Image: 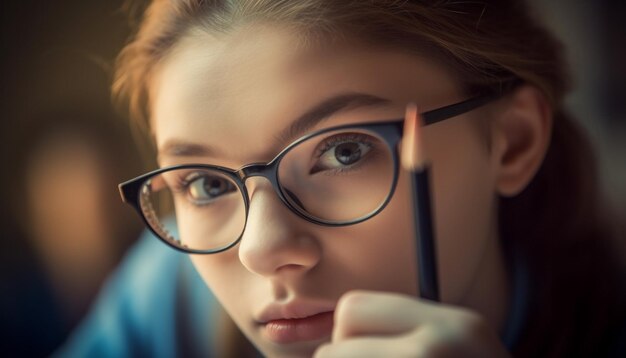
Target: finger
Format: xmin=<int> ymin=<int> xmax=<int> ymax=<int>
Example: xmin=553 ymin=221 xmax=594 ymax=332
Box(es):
xmin=314 ymin=335 xmax=421 ymax=358
xmin=332 ymin=290 xmax=442 ymax=341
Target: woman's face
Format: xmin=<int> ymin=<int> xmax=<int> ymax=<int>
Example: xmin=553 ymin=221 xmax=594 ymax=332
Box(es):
xmin=152 ymin=24 xmax=502 ymax=357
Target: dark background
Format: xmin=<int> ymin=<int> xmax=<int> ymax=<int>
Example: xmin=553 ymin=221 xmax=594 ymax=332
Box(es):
xmin=1 ymin=0 xmax=624 ymax=356
xmin=0 ymin=1 xmax=144 ymax=356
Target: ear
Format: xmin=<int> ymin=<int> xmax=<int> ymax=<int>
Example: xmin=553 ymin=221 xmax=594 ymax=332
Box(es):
xmin=490 ymin=85 xmax=553 ymax=197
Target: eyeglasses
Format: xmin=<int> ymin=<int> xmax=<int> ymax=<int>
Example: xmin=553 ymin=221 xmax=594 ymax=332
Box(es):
xmin=119 ymin=93 xmax=499 ymax=254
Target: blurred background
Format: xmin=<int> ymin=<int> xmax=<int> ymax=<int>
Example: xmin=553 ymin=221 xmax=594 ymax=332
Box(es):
xmin=0 ymin=0 xmax=624 ymax=356
xmin=0 ymin=1 xmax=145 ymax=356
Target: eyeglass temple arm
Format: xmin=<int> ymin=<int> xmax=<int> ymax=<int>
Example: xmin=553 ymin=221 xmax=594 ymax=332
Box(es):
xmin=421 ymin=92 xmax=501 ymax=126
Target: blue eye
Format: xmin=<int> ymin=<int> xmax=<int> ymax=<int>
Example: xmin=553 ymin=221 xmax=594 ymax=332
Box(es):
xmin=180 ymin=173 xmax=237 ymax=205
xmin=310 ymin=133 xmax=374 ymax=174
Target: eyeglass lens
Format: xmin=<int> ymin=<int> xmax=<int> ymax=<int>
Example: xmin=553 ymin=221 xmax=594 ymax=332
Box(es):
xmin=138 ymin=127 xmax=395 ymax=252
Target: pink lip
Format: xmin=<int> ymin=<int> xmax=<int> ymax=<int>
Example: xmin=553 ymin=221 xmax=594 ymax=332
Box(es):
xmin=256 ymin=300 xmax=336 ymax=344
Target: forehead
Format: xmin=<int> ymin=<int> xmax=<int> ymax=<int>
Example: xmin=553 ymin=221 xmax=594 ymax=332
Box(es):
xmin=151 ymin=23 xmax=460 ymax=165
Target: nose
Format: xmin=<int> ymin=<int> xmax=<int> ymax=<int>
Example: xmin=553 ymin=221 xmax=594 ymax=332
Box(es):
xmin=238 ymin=178 xmax=322 ymax=278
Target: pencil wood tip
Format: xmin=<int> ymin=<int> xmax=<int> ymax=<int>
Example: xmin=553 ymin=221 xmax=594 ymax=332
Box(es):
xmin=402 ymin=103 xmax=426 ymax=170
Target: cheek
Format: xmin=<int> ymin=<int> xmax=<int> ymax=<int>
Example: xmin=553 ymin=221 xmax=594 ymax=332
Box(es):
xmin=427 ymin=122 xmax=496 ymax=302
xmin=343 ymin=119 xmax=496 ymax=303
xmin=189 ymin=251 xmax=253 ymax=327
xmin=323 ymin=182 xmax=418 ymax=295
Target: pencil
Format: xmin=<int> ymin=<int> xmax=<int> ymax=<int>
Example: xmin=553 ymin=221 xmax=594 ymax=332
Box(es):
xmin=401 ymin=103 xmax=440 ymax=302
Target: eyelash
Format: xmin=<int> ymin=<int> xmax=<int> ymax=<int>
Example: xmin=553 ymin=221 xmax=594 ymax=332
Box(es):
xmin=172 ymin=172 xmax=198 ymax=195
xmin=314 ymin=133 xmax=374 ymax=159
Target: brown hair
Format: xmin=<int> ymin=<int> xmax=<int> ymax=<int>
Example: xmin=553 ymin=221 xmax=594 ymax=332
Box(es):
xmin=114 ymin=1 xmax=625 ymax=356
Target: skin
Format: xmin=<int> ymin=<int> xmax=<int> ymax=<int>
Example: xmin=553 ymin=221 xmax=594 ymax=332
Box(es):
xmin=150 ymin=22 xmax=551 ymax=357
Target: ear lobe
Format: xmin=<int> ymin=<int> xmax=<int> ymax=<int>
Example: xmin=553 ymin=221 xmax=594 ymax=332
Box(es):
xmin=491 ymin=85 xmax=553 ymax=197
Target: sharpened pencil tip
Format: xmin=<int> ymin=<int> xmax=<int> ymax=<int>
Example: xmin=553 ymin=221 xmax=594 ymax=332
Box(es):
xmin=401 ymin=103 xmax=426 ymax=171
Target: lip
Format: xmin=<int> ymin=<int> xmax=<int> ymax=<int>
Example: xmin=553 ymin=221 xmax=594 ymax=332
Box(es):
xmin=256 ymin=300 xmax=336 ymax=344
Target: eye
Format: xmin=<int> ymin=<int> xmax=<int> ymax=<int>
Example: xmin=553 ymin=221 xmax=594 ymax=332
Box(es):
xmin=183 ymin=173 xmax=237 ymax=205
xmin=310 ymin=134 xmax=374 ymax=174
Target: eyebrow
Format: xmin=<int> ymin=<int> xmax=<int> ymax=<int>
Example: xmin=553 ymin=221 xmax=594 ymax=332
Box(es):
xmin=274 ymin=92 xmax=391 ymax=145
xmin=159 ymin=92 xmax=391 ymax=159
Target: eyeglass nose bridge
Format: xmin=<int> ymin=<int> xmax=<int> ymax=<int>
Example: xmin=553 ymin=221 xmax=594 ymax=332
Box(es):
xmin=237 ymin=161 xmax=278 ymax=181
xmin=236 ymin=161 xmax=283 ymax=197
xmin=237 ymin=161 xmax=311 ymax=221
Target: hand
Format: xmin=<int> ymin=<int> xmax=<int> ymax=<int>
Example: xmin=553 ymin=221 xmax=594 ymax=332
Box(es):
xmin=313 ymin=290 xmax=511 ymax=358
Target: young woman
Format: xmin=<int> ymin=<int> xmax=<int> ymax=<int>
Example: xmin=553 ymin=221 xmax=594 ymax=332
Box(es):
xmin=59 ymin=1 xmax=625 ymax=357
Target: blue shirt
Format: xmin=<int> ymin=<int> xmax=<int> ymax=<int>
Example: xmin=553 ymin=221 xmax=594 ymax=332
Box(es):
xmin=55 ymin=233 xmax=216 ymax=357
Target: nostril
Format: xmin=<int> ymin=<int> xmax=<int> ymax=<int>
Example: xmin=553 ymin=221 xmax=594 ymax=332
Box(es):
xmin=276 ymin=263 xmax=306 ymax=273
xmin=239 ymin=229 xmax=322 ymax=276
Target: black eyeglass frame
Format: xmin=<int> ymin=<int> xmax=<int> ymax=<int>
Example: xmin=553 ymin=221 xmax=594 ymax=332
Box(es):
xmin=119 ymin=92 xmax=500 ymax=254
